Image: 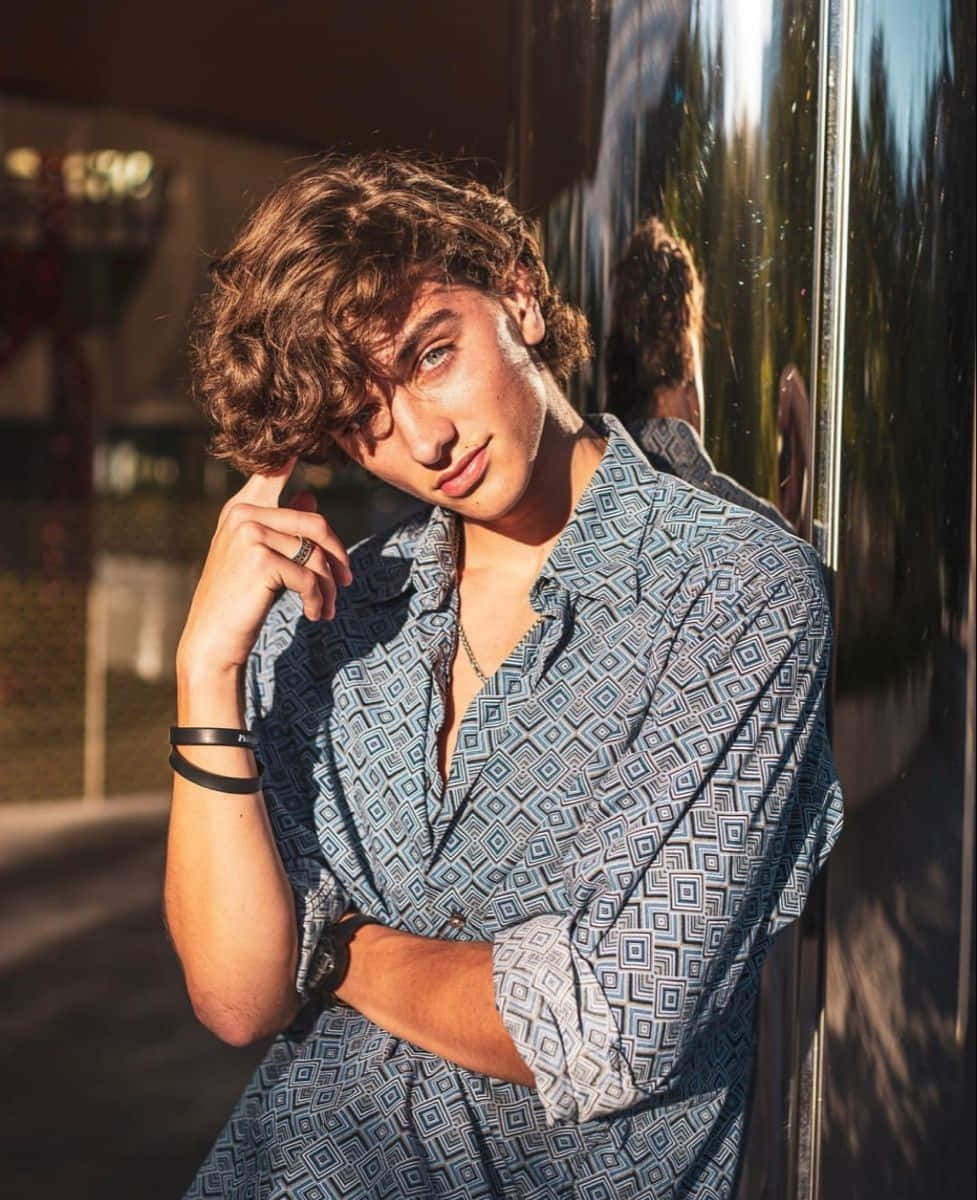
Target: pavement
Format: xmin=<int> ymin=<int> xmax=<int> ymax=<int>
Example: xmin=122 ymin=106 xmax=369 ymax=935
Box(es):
xmin=0 ymin=795 xmax=266 ymax=1199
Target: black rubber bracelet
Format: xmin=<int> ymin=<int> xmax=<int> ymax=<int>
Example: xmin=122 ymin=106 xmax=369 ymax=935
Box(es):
xmin=169 ymin=746 xmax=263 ymax=794
xmin=169 ymin=726 xmax=258 ymax=751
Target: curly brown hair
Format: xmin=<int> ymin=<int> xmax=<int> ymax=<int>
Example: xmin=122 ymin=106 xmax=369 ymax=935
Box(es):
xmin=192 ymin=152 xmax=592 ymax=474
xmin=604 ymin=216 xmax=704 ymax=422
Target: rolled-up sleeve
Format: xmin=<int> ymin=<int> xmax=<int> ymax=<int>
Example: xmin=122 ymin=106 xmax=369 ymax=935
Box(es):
xmin=246 ymin=599 xmax=349 ymax=996
xmin=493 ymin=544 xmax=843 ymax=1125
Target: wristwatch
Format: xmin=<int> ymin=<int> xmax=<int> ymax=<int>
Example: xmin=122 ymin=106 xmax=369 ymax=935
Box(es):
xmin=308 ymin=913 xmax=383 ymax=1000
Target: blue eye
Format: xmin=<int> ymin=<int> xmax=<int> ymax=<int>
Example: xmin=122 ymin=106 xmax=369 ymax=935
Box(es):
xmin=420 ymin=344 xmax=451 ymax=371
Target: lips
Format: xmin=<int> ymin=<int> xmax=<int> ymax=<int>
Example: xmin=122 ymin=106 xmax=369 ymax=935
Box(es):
xmin=436 ymin=441 xmax=490 ymax=498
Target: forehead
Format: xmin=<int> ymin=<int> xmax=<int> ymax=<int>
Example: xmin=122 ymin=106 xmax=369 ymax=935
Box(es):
xmin=369 ymin=280 xmax=488 ymax=361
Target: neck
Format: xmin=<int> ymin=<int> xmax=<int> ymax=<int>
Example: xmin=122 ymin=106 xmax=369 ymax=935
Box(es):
xmin=651 ymin=377 xmax=702 ymax=437
xmin=460 ymin=399 xmax=606 ymax=579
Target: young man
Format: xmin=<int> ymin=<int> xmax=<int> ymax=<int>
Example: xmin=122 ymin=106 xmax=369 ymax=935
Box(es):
xmin=166 ymin=154 xmax=842 ymax=1199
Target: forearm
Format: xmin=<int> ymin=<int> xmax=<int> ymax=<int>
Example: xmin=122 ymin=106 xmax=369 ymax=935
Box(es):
xmin=335 ymin=925 xmax=535 ymax=1087
xmin=164 ymin=662 xmax=299 ymax=1044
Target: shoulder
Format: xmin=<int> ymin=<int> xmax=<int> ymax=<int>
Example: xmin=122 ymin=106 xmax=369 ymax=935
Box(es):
xmin=636 ymin=471 xmax=828 ymax=638
xmin=581 ymin=415 xmax=826 ymax=634
xmin=628 ymin=415 xmax=793 ymax=532
xmin=596 ymin=412 xmax=815 ymax=587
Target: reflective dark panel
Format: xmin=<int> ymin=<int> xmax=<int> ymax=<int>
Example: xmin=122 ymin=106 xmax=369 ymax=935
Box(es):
xmin=523 ymin=0 xmax=821 ymax=532
xmin=515 ymin=2 xmax=976 ymax=1196
xmin=820 ymin=0 xmax=976 ymax=1194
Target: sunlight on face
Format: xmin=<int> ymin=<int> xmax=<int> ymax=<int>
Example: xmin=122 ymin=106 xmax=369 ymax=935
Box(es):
xmin=336 ymin=280 xmax=551 ymax=524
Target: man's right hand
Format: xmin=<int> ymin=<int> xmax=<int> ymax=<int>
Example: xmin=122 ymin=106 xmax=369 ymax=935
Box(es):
xmin=176 ymin=459 xmax=353 ymax=680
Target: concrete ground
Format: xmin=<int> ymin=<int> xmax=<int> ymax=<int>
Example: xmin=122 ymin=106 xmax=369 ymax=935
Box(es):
xmin=0 ymin=796 xmax=266 ymax=1200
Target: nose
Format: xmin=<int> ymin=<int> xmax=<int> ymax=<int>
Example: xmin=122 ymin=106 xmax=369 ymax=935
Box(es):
xmin=392 ymin=389 xmax=457 ymax=467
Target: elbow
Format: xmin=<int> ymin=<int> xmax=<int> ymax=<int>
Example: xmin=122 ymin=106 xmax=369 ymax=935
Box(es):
xmin=165 ymin=916 xmax=302 ymax=1046
xmin=209 ymin=1019 xmax=270 ymax=1049
xmin=188 ymin=985 xmax=299 ymax=1047
xmin=191 ymin=999 xmax=292 ymax=1047
xmin=195 ymin=1006 xmax=260 ymax=1047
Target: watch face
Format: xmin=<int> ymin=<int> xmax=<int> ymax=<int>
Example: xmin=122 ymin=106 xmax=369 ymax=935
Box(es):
xmin=310 ymin=938 xmax=337 ymax=990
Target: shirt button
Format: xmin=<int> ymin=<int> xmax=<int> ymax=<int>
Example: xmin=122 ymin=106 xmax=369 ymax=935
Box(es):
xmin=447 ymin=911 xmax=466 ymax=930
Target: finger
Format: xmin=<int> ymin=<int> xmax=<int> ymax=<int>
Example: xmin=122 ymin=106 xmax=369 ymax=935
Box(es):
xmin=240 ymin=457 xmax=300 ymax=508
xmin=217 ymin=457 xmax=299 ymax=533
xmin=275 ymin=557 xmax=330 ymax=622
xmin=263 ymin=529 xmax=339 ymax=616
xmin=323 ymin=549 xmax=350 ymax=596
xmin=228 ymin=505 xmax=352 ymax=583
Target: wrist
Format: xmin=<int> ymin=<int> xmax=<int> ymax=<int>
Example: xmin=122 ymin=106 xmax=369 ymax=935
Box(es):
xmin=333 ymin=924 xmax=405 ymax=1007
xmin=176 ymin=638 xmax=243 ymax=684
xmin=176 ymin=659 xmax=246 ymax=726
xmin=311 ymin=915 xmax=387 ymax=1002
xmin=176 ymin=630 xmax=248 ymax=682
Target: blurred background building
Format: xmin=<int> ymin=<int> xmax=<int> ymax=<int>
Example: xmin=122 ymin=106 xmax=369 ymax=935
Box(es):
xmin=1 ymin=2 xmax=973 ymax=1198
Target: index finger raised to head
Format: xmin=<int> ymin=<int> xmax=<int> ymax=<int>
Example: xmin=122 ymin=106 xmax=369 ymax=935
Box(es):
xmin=216 ymin=457 xmax=299 ymax=532
xmin=232 ymin=457 xmax=300 ymax=509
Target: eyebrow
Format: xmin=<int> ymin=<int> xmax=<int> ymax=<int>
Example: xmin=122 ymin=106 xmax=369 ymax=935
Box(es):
xmin=393 ymin=308 xmax=460 ymax=371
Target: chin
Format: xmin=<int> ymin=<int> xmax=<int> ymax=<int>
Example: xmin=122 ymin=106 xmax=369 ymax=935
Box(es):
xmin=461 ymin=472 xmax=531 ymax=522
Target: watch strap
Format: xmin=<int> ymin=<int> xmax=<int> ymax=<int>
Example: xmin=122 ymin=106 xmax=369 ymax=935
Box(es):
xmin=315 ymin=914 xmax=383 ymax=999
xmin=333 ymin=913 xmax=383 ymax=949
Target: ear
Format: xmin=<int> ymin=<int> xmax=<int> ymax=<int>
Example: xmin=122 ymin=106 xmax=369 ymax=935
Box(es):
xmin=503 ymin=264 xmax=546 ymax=347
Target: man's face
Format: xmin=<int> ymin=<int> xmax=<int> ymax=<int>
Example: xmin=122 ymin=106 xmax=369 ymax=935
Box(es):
xmin=337 ymin=278 xmax=550 ymax=523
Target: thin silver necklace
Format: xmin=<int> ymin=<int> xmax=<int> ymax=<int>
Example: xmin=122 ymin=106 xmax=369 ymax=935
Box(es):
xmin=455 ymin=522 xmax=543 ymax=685
xmin=455 ymin=519 xmax=490 ymax=682
xmin=457 ymin=621 xmax=490 ymax=684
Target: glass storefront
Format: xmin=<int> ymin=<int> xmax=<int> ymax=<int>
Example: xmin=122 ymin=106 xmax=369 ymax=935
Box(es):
xmin=0 ymin=101 xmax=420 ymax=803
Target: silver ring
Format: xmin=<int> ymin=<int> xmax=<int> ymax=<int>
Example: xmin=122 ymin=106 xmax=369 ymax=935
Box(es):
xmin=290 ymin=535 xmax=315 ymax=566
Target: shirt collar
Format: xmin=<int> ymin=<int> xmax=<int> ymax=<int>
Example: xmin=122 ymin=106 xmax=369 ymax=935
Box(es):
xmin=407 ymin=501 xmax=460 ymax=613
xmin=532 ymin=412 xmax=652 ymax=608
xmin=372 ymin=412 xmax=659 ymax=610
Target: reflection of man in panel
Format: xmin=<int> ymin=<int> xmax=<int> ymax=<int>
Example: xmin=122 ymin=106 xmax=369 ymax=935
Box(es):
xmin=167 ymin=155 xmax=842 ymax=1199
xmin=606 ymin=216 xmax=794 ymax=532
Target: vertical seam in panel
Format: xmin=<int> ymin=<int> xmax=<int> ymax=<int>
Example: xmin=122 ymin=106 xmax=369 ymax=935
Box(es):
xmin=633 ymin=0 xmax=643 ymax=226
xmin=814 ymin=0 xmax=857 ymax=576
xmin=808 ymin=0 xmax=830 ymax=546
xmin=825 ymin=0 xmax=856 ymax=575
xmin=956 ymin=363 xmax=976 ymax=1046
xmin=802 ymin=5 xmax=858 ymax=1200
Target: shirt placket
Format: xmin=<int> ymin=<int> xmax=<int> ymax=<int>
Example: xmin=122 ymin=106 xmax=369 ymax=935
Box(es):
xmin=424 ymin=580 xmax=575 ymax=922
xmin=420 ymin=589 xmax=460 ymax=850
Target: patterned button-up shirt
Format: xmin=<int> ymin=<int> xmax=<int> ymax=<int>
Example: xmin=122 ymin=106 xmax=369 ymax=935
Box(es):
xmin=186 ymin=414 xmax=842 ymax=1200
xmin=627 ymin=416 xmax=792 ymax=532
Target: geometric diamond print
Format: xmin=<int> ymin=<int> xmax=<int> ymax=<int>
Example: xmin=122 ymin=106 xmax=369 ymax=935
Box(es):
xmin=185 ymin=414 xmax=843 ymax=1200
